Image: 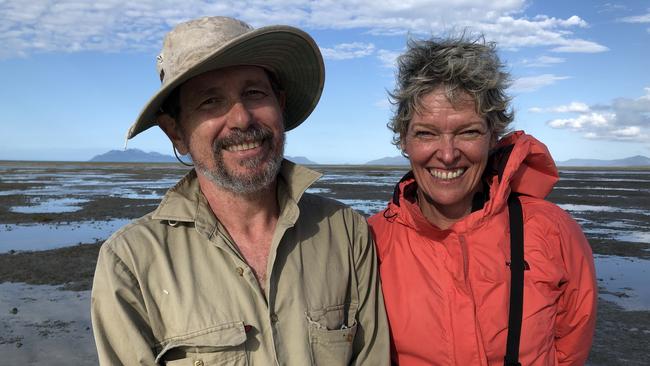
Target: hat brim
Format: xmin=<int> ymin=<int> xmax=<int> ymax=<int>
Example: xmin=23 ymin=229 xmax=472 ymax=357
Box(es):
xmin=127 ymin=25 xmax=324 ymax=139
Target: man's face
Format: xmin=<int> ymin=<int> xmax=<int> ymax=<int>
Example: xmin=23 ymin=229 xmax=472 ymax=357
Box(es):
xmin=171 ymin=65 xmax=286 ymax=194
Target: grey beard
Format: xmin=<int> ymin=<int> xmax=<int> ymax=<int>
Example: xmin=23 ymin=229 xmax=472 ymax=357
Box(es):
xmin=197 ymin=133 xmax=285 ymax=194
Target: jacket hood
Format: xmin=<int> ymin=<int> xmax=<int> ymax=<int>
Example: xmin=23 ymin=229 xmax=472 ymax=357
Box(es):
xmin=386 ymin=131 xmax=559 ymax=229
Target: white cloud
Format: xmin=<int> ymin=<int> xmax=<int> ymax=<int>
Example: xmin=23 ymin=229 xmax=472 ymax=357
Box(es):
xmin=620 ymin=12 xmax=650 ymax=23
xmin=611 ymin=126 xmax=642 ymax=137
xmin=511 ymin=74 xmax=570 ymax=93
xmin=0 ymin=0 xmax=609 ymax=59
xmin=521 ymin=55 xmax=565 ymax=67
xmin=548 ymin=112 xmax=612 ymax=129
xmin=529 ymin=102 xmax=590 ymax=113
xmin=469 ymin=15 xmax=607 ymax=53
xmin=551 ymin=39 xmax=609 ymax=53
xmin=598 ymin=3 xmax=629 ymax=14
xmin=377 ymin=49 xmax=401 ymax=68
xmin=320 ymin=42 xmax=375 ymax=60
xmin=545 ymin=87 xmax=650 ymax=142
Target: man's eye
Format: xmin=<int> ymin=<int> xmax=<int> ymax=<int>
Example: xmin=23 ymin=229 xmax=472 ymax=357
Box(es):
xmin=244 ymin=89 xmax=268 ymax=99
xmin=199 ymin=97 xmax=222 ymax=107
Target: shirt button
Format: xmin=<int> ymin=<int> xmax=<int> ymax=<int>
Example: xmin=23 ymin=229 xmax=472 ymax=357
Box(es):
xmin=236 ymin=267 xmax=244 ymax=276
xmin=270 ymin=313 xmax=279 ymax=323
xmin=194 ymin=360 xmax=204 ymax=366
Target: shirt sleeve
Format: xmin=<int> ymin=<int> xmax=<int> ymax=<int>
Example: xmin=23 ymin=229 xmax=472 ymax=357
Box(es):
xmin=349 ymin=211 xmax=391 ymax=366
xmin=91 ymin=241 xmax=157 ymax=365
xmin=553 ymin=212 xmax=598 ymax=366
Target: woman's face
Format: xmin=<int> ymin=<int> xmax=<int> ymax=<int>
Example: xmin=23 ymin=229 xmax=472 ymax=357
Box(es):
xmin=403 ymin=88 xmax=494 ymax=222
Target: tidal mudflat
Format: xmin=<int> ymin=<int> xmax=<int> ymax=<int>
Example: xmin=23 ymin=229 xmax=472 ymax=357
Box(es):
xmin=1 ymin=161 xmax=649 ymax=364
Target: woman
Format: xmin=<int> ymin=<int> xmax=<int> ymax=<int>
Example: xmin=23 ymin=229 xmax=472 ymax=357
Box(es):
xmin=368 ymin=36 xmax=597 ymax=366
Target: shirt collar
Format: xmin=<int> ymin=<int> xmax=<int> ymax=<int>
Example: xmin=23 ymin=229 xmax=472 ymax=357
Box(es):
xmin=151 ymin=159 xmax=322 ymax=224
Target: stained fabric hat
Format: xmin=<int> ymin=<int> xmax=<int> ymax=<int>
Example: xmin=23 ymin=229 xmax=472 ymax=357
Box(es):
xmin=126 ymin=16 xmax=325 ymax=139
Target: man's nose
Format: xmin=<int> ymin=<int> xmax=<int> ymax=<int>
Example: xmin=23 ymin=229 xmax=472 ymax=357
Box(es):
xmin=225 ymin=101 xmax=253 ymax=129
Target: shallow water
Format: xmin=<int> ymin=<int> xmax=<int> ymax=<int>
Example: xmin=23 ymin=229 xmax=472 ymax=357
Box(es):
xmin=0 ymin=219 xmax=131 ymax=253
xmin=595 ymin=255 xmax=650 ymax=311
xmin=338 ymin=199 xmax=388 ymax=216
xmin=0 ymin=283 xmax=96 ymax=366
xmin=10 ymin=198 xmax=90 ymax=214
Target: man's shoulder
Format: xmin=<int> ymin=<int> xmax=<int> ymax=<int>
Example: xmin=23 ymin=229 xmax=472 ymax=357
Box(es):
xmin=101 ymin=212 xmax=164 ymax=252
xmin=299 ymin=193 xmax=360 ymax=215
xmin=297 ymin=193 xmax=369 ymax=228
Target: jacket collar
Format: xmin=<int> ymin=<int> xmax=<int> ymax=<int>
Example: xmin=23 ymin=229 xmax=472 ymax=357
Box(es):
xmin=385 ymin=131 xmax=559 ymax=232
xmin=151 ymin=159 xmax=322 ymax=224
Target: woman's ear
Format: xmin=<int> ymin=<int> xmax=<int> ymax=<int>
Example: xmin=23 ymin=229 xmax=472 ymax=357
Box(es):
xmin=158 ymin=115 xmax=189 ymax=155
xmin=400 ymin=133 xmax=408 ymax=155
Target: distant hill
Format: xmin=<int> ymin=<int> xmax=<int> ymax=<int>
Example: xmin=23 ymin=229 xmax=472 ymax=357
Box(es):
xmin=286 ymin=156 xmax=318 ymax=165
xmin=89 ymin=149 xmax=176 ymax=163
xmin=556 ymin=155 xmax=650 ymax=167
xmin=90 ymin=150 xmax=320 ymax=165
xmin=364 ymin=155 xmax=650 ymax=167
xmin=365 ymin=155 xmax=409 ymax=166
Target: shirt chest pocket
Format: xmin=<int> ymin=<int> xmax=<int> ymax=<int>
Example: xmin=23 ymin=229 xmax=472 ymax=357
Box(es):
xmin=307 ymin=303 xmax=358 ymax=365
xmin=155 ymin=321 xmax=248 ymax=366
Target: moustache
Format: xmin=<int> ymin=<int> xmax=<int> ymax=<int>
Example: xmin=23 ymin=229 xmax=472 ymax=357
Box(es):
xmin=213 ymin=126 xmax=273 ymax=151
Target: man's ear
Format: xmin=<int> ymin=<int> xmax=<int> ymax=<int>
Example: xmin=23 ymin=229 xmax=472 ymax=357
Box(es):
xmin=158 ymin=114 xmax=189 ymax=155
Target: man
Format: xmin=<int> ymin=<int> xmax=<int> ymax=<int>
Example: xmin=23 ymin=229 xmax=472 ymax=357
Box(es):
xmin=91 ymin=16 xmax=389 ymax=365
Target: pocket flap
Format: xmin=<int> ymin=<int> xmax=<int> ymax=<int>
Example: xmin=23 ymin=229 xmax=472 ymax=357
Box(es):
xmin=155 ymin=321 xmax=247 ymax=364
xmin=309 ymin=320 xmax=357 ymax=344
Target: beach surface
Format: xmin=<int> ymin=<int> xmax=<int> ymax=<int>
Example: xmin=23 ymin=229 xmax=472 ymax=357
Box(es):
xmin=1 ymin=162 xmax=649 ymax=364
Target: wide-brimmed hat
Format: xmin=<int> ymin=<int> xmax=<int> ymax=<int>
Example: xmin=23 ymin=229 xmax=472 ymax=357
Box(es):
xmin=126 ymin=16 xmax=325 ymax=139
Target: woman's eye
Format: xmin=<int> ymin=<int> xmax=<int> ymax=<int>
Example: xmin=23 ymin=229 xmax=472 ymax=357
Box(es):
xmin=461 ymin=129 xmax=482 ymax=137
xmin=414 ymin=130 xmax=435 ymax=138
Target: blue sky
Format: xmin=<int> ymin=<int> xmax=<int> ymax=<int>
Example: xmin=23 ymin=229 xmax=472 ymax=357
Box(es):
xmin=1 ymin=0 xmax=649 ymax=164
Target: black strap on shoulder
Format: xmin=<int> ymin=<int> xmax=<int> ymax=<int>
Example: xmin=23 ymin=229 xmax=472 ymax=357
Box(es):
xmin=504 ymin=193 xmax=524 ymax=366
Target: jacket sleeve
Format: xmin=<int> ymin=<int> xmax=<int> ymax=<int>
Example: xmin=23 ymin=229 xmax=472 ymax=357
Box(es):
xmin=91 ymin=241 xmax=157 ymax=365
xmin=553 ymin=212 xmax=597 ymax=366
xmin=350 ymin=211 xmax=391 ymax=366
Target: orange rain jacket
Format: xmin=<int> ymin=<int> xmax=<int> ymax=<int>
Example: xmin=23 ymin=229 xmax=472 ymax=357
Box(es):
xmin=368 ymin=131 xmax=597 ymax=366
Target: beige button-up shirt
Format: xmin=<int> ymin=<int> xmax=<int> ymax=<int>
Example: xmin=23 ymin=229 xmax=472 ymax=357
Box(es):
xmin=91 ymin=161 xmax=389 ymax=365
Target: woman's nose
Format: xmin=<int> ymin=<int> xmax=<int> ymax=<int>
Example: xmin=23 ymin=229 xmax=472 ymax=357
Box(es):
xmin=436 ymin=135 xmax=460 ymax=164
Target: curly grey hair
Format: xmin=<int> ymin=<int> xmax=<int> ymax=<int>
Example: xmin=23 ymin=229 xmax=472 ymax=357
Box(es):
xmin=388 ymin=35 xmax=514 ymax=148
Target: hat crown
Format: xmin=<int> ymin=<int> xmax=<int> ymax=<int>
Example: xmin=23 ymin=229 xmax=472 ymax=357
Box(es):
xmin=157 ymin=17 xmax=254 ymax=84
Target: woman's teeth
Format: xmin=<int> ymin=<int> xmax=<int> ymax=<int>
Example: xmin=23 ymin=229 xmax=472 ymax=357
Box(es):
xmin=226 ymin=141 xmax=262 ymax=152
xmin=429 ymin=168 xmax=465 ymax=180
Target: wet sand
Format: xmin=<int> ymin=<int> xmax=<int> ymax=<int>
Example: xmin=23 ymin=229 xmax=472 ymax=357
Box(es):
xmin=1 ymin=242 xmax=649 ymax=364
xmin=1 ymin=162 xmax=649 ymax=364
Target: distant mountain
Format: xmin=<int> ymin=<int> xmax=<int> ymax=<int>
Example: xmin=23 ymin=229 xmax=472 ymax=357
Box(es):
xmin=89 ymin=150 xmax=320 ymax=165
xmin=365 ymin=155 xmax=410 ymax=166
xmin=365 ymin=155 xmax=650 ymax=167
xmin=556 ymin=155 xmax=650 ymax=167
xmin=89 ymin=149 xmax=176 ymax=163
xmin=286 ymin=156 xmax=318 ymax=165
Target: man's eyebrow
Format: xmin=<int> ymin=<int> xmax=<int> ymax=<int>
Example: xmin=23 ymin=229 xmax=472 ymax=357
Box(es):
xmin=190 ymin=86 xmax=222 ymax=100
xmin=242 ymin=78 xmax=271 ymax=88
xmin=191 ymin=78 xmax=270 ymax=98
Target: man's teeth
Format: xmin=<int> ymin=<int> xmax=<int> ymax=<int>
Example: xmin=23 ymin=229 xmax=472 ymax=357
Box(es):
xmin=226 ymin=141 xmax=262 ymax=152
xmin=429 ymin=168 xmax=465 ymax=180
